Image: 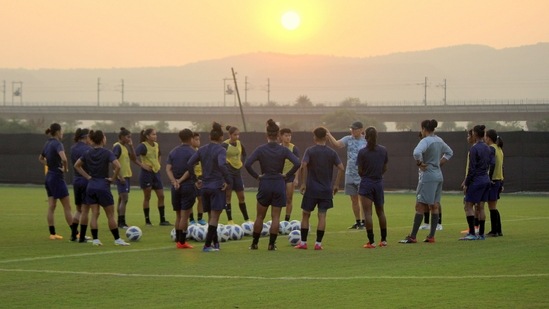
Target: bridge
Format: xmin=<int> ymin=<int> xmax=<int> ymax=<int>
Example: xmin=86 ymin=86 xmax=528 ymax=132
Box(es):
xmin=1 ymin=101 xmax=548 ymax=125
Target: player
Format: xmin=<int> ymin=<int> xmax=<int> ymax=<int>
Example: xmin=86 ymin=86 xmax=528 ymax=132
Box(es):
xmin=112 ymin=127 xmax=137 ymax=229
xmin=38 ymin=123 xmax=76 ymax=240
xmin=280 ymin=128 xmax=300 ymax=222
xmin=460 ymin=125 xmax=492 ymax=241
xmin=73 ymin=130 xmax=130 ymax=246
xmin=460 ymin=129 xmax=480 ymax=234
xmin=485 ymin=129 xmax=504 ymax=237
xmin=188 ymin=132 xmax=206 ymax=225
xmin=294 ymin=127 xmax=344 ymax=250
xmin=326 ymin=121 xmax=366 ymax=229
xmin=357 ymin=127 xmax=389 ymax=248
xmin=245 ymin=119 xmax=300 ymax=251
xmin=166 ymin=129 xmax=197 ymax=249
xmin=400 ymin=119 xmax=453 ymax=244
xmin=69 ymin=128 xmax=92 ymax=242
xmin=135 ymin=128 xmax=171 ymax=226
xmin=187 ymin=122 xmax=231 ymax=252
xmin=222 ymin=125 xmax=250 ymax=224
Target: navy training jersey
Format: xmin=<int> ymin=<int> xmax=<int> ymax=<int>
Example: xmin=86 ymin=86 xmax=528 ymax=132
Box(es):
xmin=302 ymin=144 xmax=342 ymax=199
xmin=357 ymin=145 xmax=388 ymax=181
xmin=167 ymin=144 xmax=196 ymax=183
xmin=41 ymin=138 xmax=65 ymax=175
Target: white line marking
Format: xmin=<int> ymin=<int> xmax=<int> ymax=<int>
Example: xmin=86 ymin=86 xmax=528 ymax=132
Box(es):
xmin=0 ymin=268 xmax=547 ymax=280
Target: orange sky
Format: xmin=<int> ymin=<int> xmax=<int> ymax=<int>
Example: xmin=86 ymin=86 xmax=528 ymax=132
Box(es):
xmin=1 ymin=0 xmax=548 ymax=69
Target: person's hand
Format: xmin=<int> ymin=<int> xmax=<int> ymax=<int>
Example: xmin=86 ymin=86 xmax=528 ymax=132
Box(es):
xmin=221 ymin=182 xmax=228 ymax=191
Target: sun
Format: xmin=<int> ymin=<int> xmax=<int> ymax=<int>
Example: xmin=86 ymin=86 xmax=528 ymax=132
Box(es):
xmin=281 ymin=11 xmax=301 ymax=31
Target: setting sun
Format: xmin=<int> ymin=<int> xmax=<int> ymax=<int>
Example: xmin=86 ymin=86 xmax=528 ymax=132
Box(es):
xmin=281 ymin=11 xmax=301 ymax=30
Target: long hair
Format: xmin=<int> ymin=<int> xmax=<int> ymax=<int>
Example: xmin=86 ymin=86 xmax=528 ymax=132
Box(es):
xmin=210 ymin=122 xmax=224 ymax=141
xmin=118 ymin=127 xmax=131 ymax=139
xmin=486 ymin=129 xmax=503 ymax=149
xmin=421 ymin=119 xmax=438 ymax=132
xmin=473 ymin=124 xmax=486 ymax=138
xmin=266 ymin=119 xmax=279 ymax=140
xmin=140 ymin=128 xmax=155 ymax=143
xmin=73 ymin=128 xmax=89 ymax=143
xmin=88 ymin=130 xmax=105 ymax=145
xmin=45 ymin=123 xmax=61 ymax=136
xmin=365 ymin=126 xmax=377 ymax=150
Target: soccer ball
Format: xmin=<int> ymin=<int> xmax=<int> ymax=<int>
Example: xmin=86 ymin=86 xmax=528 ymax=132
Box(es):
xmin=217 ymin=226 xmax=230 ymax=242
xmin=229 ymin=225 xmax=244 ymax=240
xmin=193 ymin=225 xmax=207 ymax=242
xmin=279 ymin=221 xmax=291 ymax=235
xmin=170 ymin=228 xmax=177 ymax=242
xmin=241 ymin=222 xmax=254 ymax=236
xmin=289 ymin=220 xmax=301 ymax=231
xmin=261 ymin=222 xmax=270 ymax=237
xmin=265 ymin=220 xmax=272 ymax=227
xmin=186 ymin=225 xmax=196 ymax=240
xmin=288 ymin=230 xmax=301 ymax=246
xmin=125 ymin=226 xmax=142 ymax=241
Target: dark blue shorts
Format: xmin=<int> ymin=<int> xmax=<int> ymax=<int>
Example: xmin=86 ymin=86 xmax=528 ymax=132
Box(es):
xmin=171 ymin=183 xmax=197 ymax=211
xmin=358 ymin=178 xmax=385 ymax=207
xmin=139 ymin=170 xmax=163 ymax=190
xmin=301 ymin=195 xmax=333 ymax=213
xmin=227 ymin=170 xmax=244 ymax=191
xmin=488 ymin=180 xmax=503 ymax=201
xmin=200 ymin=187 xmax=226 ymax=212
xmin=465 ymin=182 xmax=490 ymax=203
xmin=73 ymin=177 xmax=88 ymax=205
xmin=285 ymin=174 xmax=296 ymax=183
xmin=257 ymin=179 xmax=286 ymax=207
xmin=84 ymin=179 xmax=114 ymax=207
xmin=116 ymin=177 xmax=131 ymax=194
xmin=45 ymin=172 xmax=69 ymax=199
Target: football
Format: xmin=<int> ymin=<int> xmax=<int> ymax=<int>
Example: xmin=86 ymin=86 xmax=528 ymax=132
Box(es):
xmin=193 ymin=225 xmax=207 ymax=242
xmin=289 ymin=220 xmax=301 ymax=231
xmin=170 ymin=228 xmax=177 ymax=242
xmin=279 ymin=220 xmax=291 ymax=235
xmin=288 ymin=230 xmax=301 ymax=246
xmin=241 ymin=222 xmax=254 ymax=236
xmin=186 ymin=225 xmax=196 ymax=240
xmin=261 ymin=222 xmax=270 ymax=237
xmin=125 ymin=226 xmax=142 ymax=241
xmin=217 ymin=226 xmax=230 ymax=242
xmin=229 ymin=225 xmax=244 ymax=240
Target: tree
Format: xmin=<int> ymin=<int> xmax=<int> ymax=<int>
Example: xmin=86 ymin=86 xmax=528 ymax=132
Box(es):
xmin=465 ymin=121 xmax=524 ymax=131
xmin=528 ymin=118 xmax=549 ymax=131
xmin=294 ymin=95 xmax=313 ymax=107
xmin=0 ymin=118 xmax=39 ymax=133
xmin=395 ymin=121 xmax=416 ymax=131
xmin=339 ymin=97 xmax=363 ymax=107
xmin=438 ymin=121 xmax=458 ymax=132
xmin=321 ymin=109 xmax=386 ymax=132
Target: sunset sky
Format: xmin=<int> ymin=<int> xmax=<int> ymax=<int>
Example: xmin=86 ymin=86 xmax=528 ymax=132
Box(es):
xmin=1 ymin=0 xmax=548 ymax=69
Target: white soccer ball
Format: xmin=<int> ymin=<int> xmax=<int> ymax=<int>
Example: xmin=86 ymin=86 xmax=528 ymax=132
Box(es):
xmin=279 ymin=221 xmax=291 ymax=235
xmin=229 ymin=225 xmax=244 ymax=240
xmin=125 ymin=226 xmax=142 ymax=241
xmin=170 ymin=228 xmax=177 ymax=242
xmin=193 ymin=225 xmax=207 ymax=242
xmin=265 ymin=220 xmax=272 ymax=227
xmin=261 ymin=222 xmax=270 ymax=237
xmin=186 ymin=225 xmax=196 ymax=240
xmin=217 ymin=226 xmax=230 ymax=242
xmin=241 ymin=222 xmax=254 ymax=236
xmin=289 ymin=220 xmax=301 ymax=231
xmin=288 ymin=230 xmax=301 ymax=246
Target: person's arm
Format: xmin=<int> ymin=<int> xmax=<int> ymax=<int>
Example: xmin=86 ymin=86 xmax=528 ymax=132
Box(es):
xmin=133 ymin=144 xmax=152 ymax=171
xmin=489 ymin=147 xmax=496 ymax=180
xmin=109 ymin=159 xmax=121 ymax=183
xmin=333 ymin=162 xmax=345 ymax=195
xmin=413 ymin=139 xmax=427 ymax=169
xmin=240 ymin=144 xmax=247 ymax=165
xmin=299 ymin=161 xmax=308 ymax=195
xmin=166 ymin=163 xmax=179 ymax=189
xmin=440 ymin=141 xmax=453 ymax=167
xmin=127 ymin=138 xmax=137 ymax=162
xmin=326 ymin=131 xmax=345 ymax=148
xmin=38 ymin=154 xmax=47 ymax=166
xmin=74 ymin=158 xmax=91 ymax=181
xmin=285 ymin=149 xmax=301 ymax=178
xmin=244 ymin=150 xmax=260 ymax=180
xmin=59 ymin=150 xmax=69 ymax=173
xmin=217 ymin=149 xmax=230 ymax=190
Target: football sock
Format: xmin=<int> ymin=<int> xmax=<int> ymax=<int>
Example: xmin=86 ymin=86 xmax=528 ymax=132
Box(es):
xmin=189 ymin=213 xmax=195 ymax=222
xmin=430 ymin=214 xmax=439 ymax=237
xmin=70 ymin=223 xmax=78 ymax=239
xmin=252 ymin=232 xmax=260 ymax=245
xmin=269 ymin=233 xmax=278 ymax=245
xmin=49 ymin=225 xmax=56 ymax=235
xmin=158 ymin=206 xmax=166 ymax=222
xmin=181 ymin=232 xmax=187 ymax=243
xmin=380 ymin=228 xmax=387 ymax=242
xmin=361 ymin=219 xmax=365 ymax=226
xmin=284 ymin=214 xmax=291 ymax=221
xmin=424 ymin=211 xmax=430 ymax=224
xmin=79 ymin=225 xmax=88 ymax=242
xmin=144 ymin=208 xmax=151 ymax=223
xmin=467 ymin=215 xmax=475 ymax=235
xmin=367 ymin=229 xmax=374 ymax=243
xmin=239 ymin=203 xmax=249 ymax=221
xmin=355 ymin=219 xmax=361 ymax=226
xmin=411 ymin=213 xmax=423 ymax=238
xmin=438 ymin=205 xmax=442 ymax=224
xmin=478 ymin=220 xmax=485 ymax=235
xmin=91 ymin=228 xmax=98 ymax=240
xmin=176 ymin=229 xmax=182 ymax=242
xmin=110 ymin=228 xmax=120 ymax=240
xmin=474 ymin=217 xmax=479 ymax=227
xmin=495 ymin=209 xmax=502 ymax=233
xmin=226 ymin=204 xmax=233 ymax=221
xmin=120 ymin=215 xmax=126 ymax=225
xmin=198 ymin=212 xmax=203 ymax=221
xmin=316 ymin=230 xmax=325 ymax=243
xmin=301 ymin=228 xmax=309 ymax=242
xmin=205 ymin=225 xmax=217 ymax=247
xmin=489 ymin=209 xmax=496 ymax=232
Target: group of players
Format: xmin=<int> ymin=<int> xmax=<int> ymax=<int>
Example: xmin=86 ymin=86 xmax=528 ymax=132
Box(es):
xmin=39 ymin=117 xmax=504 ymax=250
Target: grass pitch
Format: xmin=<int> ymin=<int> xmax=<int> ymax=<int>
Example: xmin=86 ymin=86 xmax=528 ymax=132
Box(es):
xmin=1 ymin=186 xmax=548 ymax=308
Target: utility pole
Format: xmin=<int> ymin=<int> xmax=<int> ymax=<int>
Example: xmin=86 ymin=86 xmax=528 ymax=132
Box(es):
xmin=223 ymin=77 xmax=233 ymax=107
xmin=244 ymin=76 xmax=248 ymax=105
xmin=12 ymin=81 xmax=22 ymax=105
xmin=424 ymin=76 xmax=428 ymax=105
xmin=437 ymin=78 xmax=447 ymax=105
xmin=121 ymin=79 xmax=125 ymax=104
xmin=231 ymin=68 xmax=247 ymax=132
xmin=267 ymin=78 xmax=270 ymax=105
xmin=97 ymin=78 xmax=101 ymax=106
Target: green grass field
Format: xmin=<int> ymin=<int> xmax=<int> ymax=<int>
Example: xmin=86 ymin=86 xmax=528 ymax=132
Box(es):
xmin=1 ymin=186 xmax=548 ymax=308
